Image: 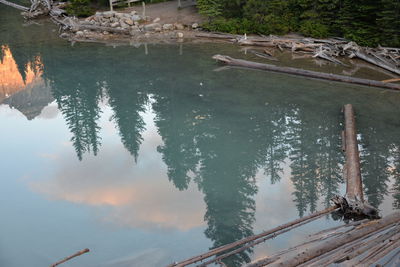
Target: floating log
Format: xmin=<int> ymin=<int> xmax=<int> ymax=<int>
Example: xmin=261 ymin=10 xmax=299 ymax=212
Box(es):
xmin=343 ymin=104 xmax=363 ymax=201
xmin=50 ymin=248 xmax=89 ymax=267
xmin=168 ymin=206 xmax=338 ymax=267
xmin=212 ymin=55 xmax=400 ymax=91
xmin=0 ymin=0 xmax=29 ymax=11
xmin=269 ymin=212 xmax=400 ymax=267
xmin=353 ymin=50 xmax=400 ymax=76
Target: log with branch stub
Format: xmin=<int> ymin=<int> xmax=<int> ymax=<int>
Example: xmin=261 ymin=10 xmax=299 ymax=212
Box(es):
xmin=212 ymin=55 xmax=400 ymax=91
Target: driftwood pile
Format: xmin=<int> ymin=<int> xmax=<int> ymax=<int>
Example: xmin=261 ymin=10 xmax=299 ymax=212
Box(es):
xmin=246 ymin=212 xmax=400 ymax=267
xmin=197 ymin=32 xmax=400 ymax=78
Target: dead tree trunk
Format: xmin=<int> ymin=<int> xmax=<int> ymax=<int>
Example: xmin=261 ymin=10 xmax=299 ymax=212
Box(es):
xmin=212 ymin=55 xmax=400 ymax=91
xmin=343 ymin=104 xmax=363 ymax=201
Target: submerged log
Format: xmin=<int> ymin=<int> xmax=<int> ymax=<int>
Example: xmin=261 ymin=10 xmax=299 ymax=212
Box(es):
xmin=212 ymin=55 xmax=400 ymax=91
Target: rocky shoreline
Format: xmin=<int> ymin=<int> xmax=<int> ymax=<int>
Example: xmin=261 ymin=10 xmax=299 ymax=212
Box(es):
xmin=58 ymin=10 xmax=202 ymax=44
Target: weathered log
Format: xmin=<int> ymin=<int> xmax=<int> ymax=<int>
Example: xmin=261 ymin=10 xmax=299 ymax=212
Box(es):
xmin=198 ymin=206 xmax=330 ymax=267
xmin=212 ymin=55 xmax=400 ymax=91
xmin=343 ymin=104 xmax=363 ymax=201
xmin=269 ymin=211 xmax=400 ymax=267
xmin=249 ymin=50 xmax=278 ymax=61
xmin=0 ymin=0 xmax=29 ymax=11
xmin=340 ymin=226 xmax=400 ymax=263
xmin=353 ymin=50 xmax=400 ymax=76
xmin=195 ymin=32 xmax=239 ymax=40
xmin=50 ymin=248 xmax=89 ymax=267
xmin=382 ymin=78 xmax=400 ymax=83
xmin=310 ymin=224 xmax=400 ymax=266
xmin=168 ymin=206 xmax=338 ymax=267
xmin=357 ymin=232 xmax=400 ymax=265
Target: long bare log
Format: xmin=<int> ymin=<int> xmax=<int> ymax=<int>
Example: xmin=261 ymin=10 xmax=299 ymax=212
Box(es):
xmin=168 ymin=206 xmax=338 ymax=267
xmin=50 ymin=248 xmax=90 ymax=267
xmin=198 ymin=207 xmax=330 ymax=267
xmin=0 ymin=0 xmax=29 ymax=11
xmin=212 ymin=55 xmax=400 ymax=91
xmin=71 ymin=24 xmax=130 ymax=35
xmin=343 ymin=104 xmax=363 ymax=201
xmin=269 ymin=212 xmax=400 ymax=267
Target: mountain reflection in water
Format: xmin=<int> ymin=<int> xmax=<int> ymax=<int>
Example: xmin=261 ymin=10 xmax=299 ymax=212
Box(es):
xmin=1 ymin=39 xmax=400 ymax=267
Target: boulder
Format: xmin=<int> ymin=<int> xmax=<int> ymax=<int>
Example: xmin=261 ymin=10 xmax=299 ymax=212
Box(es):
xmin=120 ymin=21 xmax=129 ymax=29
xmin=102 ymin=11 xmax=115 ymax=18
xmin=192 ymin=23 xmax=199 ymax=29
xmin=125 ymin=18 xmax=134 ymax=26
xmin=131 ymin=15 xmax=141 ymax=21
xmin=110 ymin=22 xmax=119 ymax=28
xmin=115 ymin=13 xmax=125 ymax=19
xmin=144 ymin=23 xmax=161 ymax=32
xmin=174 ymin=23 xmax=184 ymax=30
xmin=162 ymin=24 xmax=174 ymax=31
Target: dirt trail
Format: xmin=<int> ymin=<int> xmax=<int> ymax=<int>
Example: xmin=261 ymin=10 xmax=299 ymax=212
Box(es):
xmin=125 ymin=0 xmax=204 ymax=25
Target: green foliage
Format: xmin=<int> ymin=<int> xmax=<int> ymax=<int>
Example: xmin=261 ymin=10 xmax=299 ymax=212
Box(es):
xmin=66 ymin=0 xmax=94 ymax=17
xmin=197 ymin=0 xmax=400 ymax=47
xmin=197 ymin=0 xmax=223 ymax=18
xmin=300 ymin=20 xmax=329 ymax=38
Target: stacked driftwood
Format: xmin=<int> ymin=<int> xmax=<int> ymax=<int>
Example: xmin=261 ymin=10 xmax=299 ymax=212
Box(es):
xmin=246 ymin=212 xmax=400 ymax=267
xmin=197 ymin=33 xmax=400 ymax=77
xmin=18 ymin=0 xmax=66 ymax=19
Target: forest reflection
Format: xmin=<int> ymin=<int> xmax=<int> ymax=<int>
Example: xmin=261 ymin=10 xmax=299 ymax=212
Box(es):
xmin=2 ymin=44 xmax=400 ymax=266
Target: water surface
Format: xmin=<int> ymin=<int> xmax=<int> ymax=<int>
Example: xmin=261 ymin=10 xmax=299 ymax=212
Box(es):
xmin=1 ymin=6 xmax=400 ymax=267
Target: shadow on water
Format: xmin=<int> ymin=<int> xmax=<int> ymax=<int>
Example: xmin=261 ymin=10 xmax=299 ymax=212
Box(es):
xmin=2 ymin=7 xmax=400 ymax=266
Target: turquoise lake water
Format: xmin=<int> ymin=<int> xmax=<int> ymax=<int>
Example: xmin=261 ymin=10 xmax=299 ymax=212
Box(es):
xmin=1 ymin=5 xmax=400 ymax=267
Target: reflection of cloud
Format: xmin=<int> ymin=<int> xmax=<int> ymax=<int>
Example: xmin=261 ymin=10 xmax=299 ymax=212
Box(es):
xmin=100 ymin=248 xmax=168 ymax=267
xmin=31 ymin=109 xmax=206 ymax=231
xmin=37 ymin=102 xmax=59 ymax=119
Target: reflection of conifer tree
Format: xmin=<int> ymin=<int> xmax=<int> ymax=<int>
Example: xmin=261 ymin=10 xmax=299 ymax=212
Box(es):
xmin=287 ymin=109 xmax=320 ymax=217
xmin=152 ymin=92 xmax=200 ymax=190
xmin=359 ymin=126 xmax=391 ymax=207
xmin=391 ymin=145 xmax=400 ymax=209
xmin=317 ymin=114 xmax=344 ymax=208
xmin=107 ymin=84 xmax=148 ymax=161
xmin=54 ymin=82 xmax=102 ymax=160
xmin=40 ymin=45 xmax=105 ymax=161
xmin=258 ymin=106 xmax=289 ymax=184
xmin=195 ymin=107 xmax=261 ymax=267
